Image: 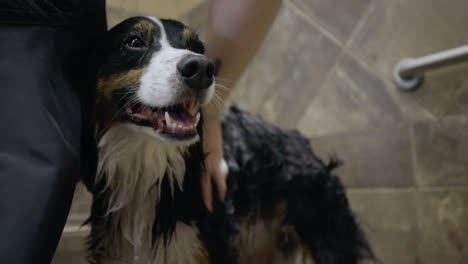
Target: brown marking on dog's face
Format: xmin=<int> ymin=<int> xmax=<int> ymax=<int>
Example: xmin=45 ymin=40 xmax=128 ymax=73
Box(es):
xmin=183 ymin=27 xmax=197 ymax=41
xmin=97 ymin=68 xmax=146 ymax=100
xmin=134 ymin=20 xmax=154 ymax=40
xmin=96 ymin=17 xmax=212 ymax=142
xmin=183 ymin=26 xmax=204 ymax=52
xmin=95 ymin=67 xmax=148 ymax=138
xmin=135 ymin=19 xmax=153 ymax=32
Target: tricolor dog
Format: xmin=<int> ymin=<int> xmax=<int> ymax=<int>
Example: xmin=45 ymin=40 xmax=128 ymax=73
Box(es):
xmin=85 ymin=16 xmax=376 ymax=264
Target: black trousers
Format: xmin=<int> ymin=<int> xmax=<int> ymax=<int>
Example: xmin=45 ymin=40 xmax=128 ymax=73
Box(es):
xmin=0 ymin=16 xmax=105 ymax=264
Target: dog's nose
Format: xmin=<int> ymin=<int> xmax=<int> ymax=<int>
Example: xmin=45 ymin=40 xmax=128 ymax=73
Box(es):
xmin=177 ymin=55 xmax=214 ymax=90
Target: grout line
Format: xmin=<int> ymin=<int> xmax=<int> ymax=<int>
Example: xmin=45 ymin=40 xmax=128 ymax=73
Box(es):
xmin=294 ymin=49 xmax=346 ymax=128
xmin=259 ymin=0 xmax=348 ymax=128
xmin=339 ymin=2 xmax=468 ymax=120
xmin=344 ymin=51 xmax=387 ymax=82
xmin=414 ymin=181 xmax=423 ymax=258
xmin=285 ymin=0 xmax=345 ymax=49
xmin=307 ymin=121 xmax=407 ymax=142
xmin=62 ymin=225 xmax=91 ymax=237
xmin=409 ymin=123 xmax=422 ymax=188
xmin=331 ymin=0 xmax=397 ymax=87
xmin=342 ymin=51 xmax=445 ymax=123
xmin=344 ymin=0 xmax=374 ymax=49
xmin=287 ymin=0 xmax=395 ymax=101
xmin=444 ymin=78 xmax=468 ymax=115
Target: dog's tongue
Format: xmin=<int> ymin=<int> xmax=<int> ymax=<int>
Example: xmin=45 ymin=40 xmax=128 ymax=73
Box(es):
xmin=168 ymin=108 xmax=196 ymax=124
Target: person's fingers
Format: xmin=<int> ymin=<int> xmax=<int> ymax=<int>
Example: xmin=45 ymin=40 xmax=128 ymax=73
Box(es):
xmin=213 ymin=170 xmax=227 ymax=201
xmin=201 ymin=170 xmax=213 ymax=212
xmin=214 ymin=159 xmax=228 ymax=201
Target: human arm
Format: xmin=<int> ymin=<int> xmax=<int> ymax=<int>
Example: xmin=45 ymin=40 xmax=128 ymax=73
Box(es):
xmin=201 ymin=0 xmax=282 ymax=211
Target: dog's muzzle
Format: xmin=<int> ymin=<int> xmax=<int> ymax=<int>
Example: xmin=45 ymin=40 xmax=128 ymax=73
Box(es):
xmin=177 ymin=55 xmax=215 ymax=91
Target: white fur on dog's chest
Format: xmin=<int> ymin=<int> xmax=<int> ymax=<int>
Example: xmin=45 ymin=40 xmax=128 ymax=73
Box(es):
xmin=97 ymin=124 xmax=205 ymax=264
xmin=103 ymin=222 xmax=203 ymax=264
xmin=150 ymin=222 xmax=203 ymax=264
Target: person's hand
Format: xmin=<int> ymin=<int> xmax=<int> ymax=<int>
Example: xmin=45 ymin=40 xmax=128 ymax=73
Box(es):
xmin=201 ymin=116 xmax=227 ymax=212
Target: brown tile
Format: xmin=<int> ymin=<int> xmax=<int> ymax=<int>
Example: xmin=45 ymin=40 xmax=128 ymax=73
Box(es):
xmin=378 ymin=78 xmax=436 ymax=124
xmin=136 ymin=0 xmax=206 ymax=19
xmin=347 ymin=191 xmax=419 ymax=264
xmin=311 ymin=125 xmax=415 ymax=188
xmin=297 ymin=55 xmax=404 ymax=138
xmin=411 ymin=64 xmax=468 ymax=118
xmin=290 ymin=0 xmax=371 ymax=43
xmin=106 ymin=5 xmax=139 ymax=28
xmin=106 ymin=0 xmax=124 ymax=9
xmin=349 ymin=0 xmax=468 ymax=77
xmin=416 ymin=190 xmax=468 ymax=264
xmin=107 ymin=0 xmax=206 ymax=28
xmin=52 ymin=235 xmax=88 ymax=264
xmin=52 ymin=185 xmax=92 ymax=264
xmin=121 ymin=0 xmax=139 ymax=14
xmin=413 ymin=116 xmax=468 ymax=187
xmin=444 ymin=78 xmax=468 ymax=116
xmin=349 ymin=0 xmax=468 ymax=117
xmin=68 ymin=183 xmax=92 ymax=215
xmin=232 ymin=5 xmax=341 ymax=128
xmin=179 ymin=1 xmax=209 ymax=36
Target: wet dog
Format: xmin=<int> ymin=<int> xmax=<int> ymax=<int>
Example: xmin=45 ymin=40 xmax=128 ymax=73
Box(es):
xmin=85 ymin=16 xmax=375 ymax=264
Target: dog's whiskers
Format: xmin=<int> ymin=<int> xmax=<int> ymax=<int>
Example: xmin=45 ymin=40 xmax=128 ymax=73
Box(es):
xmin=215 ymin=77 xmax=233 ymax=86
xmin=108 ymin=94 xmax=139 ymax=124
xmin=215 ymin=83 xmax=230 ymax=92
xmin=208 ymin=92 xmax=225 ymax=111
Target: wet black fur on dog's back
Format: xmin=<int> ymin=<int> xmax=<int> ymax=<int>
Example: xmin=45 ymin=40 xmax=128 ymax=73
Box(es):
xmin=217 ymin=106 xmax=374 ymax=263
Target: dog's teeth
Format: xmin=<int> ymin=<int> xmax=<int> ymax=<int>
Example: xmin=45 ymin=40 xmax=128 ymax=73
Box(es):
xmin=195 ymin=112 xmax=200 ymax=126
xmin=165 ymin=112 xmax=172 ymax=127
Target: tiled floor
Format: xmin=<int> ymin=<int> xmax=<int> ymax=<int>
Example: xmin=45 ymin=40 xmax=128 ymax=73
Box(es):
xmin=53 ymin=0 xmax=468 ymax=263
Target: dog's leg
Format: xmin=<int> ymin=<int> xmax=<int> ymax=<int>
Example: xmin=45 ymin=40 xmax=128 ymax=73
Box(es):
xmin=198 ymin=165 xmax=240 ymax=264
xmin=287 ymin=171 xmax=375 ymax=264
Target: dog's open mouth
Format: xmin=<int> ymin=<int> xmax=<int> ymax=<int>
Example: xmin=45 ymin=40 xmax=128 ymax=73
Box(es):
xmin=124 ymin=98 xmax=200 ymax=140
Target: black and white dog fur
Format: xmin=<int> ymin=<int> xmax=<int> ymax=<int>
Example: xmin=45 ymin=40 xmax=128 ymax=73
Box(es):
xmin=85 ymin=16 xmax=375 ymax=264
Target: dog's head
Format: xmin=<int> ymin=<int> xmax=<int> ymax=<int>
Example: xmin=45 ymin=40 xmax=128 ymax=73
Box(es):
xmin=97 ymin=16 xmax=214 ymax=145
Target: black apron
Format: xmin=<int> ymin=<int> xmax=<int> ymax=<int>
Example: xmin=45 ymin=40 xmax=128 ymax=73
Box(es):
xmin=0 ymin=1 xmax=106 ymax=263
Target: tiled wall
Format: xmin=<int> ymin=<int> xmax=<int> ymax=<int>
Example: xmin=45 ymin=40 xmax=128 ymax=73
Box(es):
xmin=54 ymin=1 xmax=468 ymax=263
xmin=232 ymin=1 xmax=468 ymax=263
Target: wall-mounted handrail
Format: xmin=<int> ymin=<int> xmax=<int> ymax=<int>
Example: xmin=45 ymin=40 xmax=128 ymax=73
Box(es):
xmin=394 ymin=45 xmax=468 ymax=91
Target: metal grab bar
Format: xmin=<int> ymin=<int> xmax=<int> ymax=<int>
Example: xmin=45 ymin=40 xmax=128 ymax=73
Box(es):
xmin=393 ymin=45 xmax=468 ymax=91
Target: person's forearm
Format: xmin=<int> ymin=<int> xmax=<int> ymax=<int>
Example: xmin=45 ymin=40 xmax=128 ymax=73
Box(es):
xmin=200 ymin=0 xmax=280 ymax=209
xmin=204 ymin=0 xmax=281 ymax=116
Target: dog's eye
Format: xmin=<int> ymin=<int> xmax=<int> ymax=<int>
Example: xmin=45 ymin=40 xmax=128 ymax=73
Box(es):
xmin=124 ymin=36 xmax=146 ymax=49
